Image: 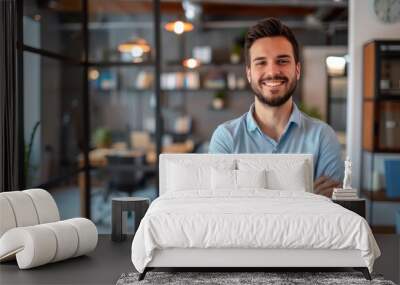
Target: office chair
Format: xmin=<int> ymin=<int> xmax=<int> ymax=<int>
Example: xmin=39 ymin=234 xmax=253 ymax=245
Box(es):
xmin=104 ymin=154 xmax=146 ymax=202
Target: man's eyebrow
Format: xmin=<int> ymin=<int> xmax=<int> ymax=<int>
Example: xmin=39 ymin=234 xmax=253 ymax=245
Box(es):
xmin=253 ymin=55 xmax=291 ymax=62
xmin=253 ymin=57 xmax=266 ymax=62
xmin=276 ymin=55 xmax=291 ymax=59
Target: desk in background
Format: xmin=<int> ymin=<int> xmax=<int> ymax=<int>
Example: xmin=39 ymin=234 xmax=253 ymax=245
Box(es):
xmin=78 ymin=140 xmax=194 ymax=216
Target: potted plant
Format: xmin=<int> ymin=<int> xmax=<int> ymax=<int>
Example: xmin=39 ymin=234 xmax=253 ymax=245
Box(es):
xmin=230 ymin=32 xmax=245 ymax=64
xmin=230 ymin=44 xmax=242 ymax=64
xmin=212 ymin=91 xmax=226 ymax=110
xmin=25 ymin=121 xmax=40 ymax=186
xmin=298 ymin=102 xmax=322 ymax=120
xmin=93 ymin=128 xmax=112 ymax=148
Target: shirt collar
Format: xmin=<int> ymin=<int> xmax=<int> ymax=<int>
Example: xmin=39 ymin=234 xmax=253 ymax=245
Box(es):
xmin=246 ymin=102 xmax=302 ymax=133
xmin=289 ymin=103 xmax=302 ymax=127
xmin=246 ymin=104 xmax=258 ymax=132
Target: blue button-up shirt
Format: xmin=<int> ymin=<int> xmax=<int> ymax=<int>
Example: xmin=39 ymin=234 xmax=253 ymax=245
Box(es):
xmin=209 ymin=103 xmax=343 ymax=182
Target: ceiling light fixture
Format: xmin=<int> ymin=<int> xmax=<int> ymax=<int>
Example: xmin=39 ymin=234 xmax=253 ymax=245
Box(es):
xmin=165 ymin=20 xmax=194 ymax=35
xmin=118 ymin=38 xmax=151 ymax=55
xmin=89 ymin=69 xmax=100 ymax=81
xmin=183 ymin=58 xmax=200 ymax=69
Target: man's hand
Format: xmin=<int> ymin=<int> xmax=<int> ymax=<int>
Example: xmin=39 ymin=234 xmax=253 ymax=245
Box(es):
xmin=314 ymin=176 xmax=341 ymax=198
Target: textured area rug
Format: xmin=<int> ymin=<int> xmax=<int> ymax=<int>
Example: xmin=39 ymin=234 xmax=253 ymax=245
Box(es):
xmin=116 ymin=271 xmax=395 ymax=285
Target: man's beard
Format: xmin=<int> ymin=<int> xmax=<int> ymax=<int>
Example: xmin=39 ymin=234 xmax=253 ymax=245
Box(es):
xmin=250 ymin=75 xmax=297 ymax=107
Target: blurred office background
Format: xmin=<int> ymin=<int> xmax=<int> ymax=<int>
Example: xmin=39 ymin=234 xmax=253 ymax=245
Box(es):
xmin=19 ymin=0 xmax=400 ymax=234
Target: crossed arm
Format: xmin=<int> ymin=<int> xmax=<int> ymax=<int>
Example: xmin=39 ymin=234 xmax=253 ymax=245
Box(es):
xmin=314 ymin=176 xmax=341 ymax=198
xmin=210 ymin=124 xmax=344 ymax=198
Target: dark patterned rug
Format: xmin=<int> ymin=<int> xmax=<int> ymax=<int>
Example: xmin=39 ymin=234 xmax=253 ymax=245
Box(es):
xmin=116 ymin=271 xmax=396 ymax=285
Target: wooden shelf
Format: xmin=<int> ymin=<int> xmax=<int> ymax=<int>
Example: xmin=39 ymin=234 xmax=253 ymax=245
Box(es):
xmin=161 ymin=88 xmax=250 ymax=93
xmin=88 ymin=61 xmax=154 ymax=67
xmin=364 ymin=96 xmax=400 ymax=101
xmin=381 ymin=52 xmax=400 ymax=58
xmin=91 ymin=88 xmax=251 ymax=93
xmin=363 ymin=147 xmax=400 ymax=153
xmin=90 ymin=89 xmax=153 ymax=93
xmin=361 ymin=189 xmax=400 ymax=202
xmin=379 ymin=91 xmax=400 ymax=97
xmin=166 ymin=61 xmax=245 ymax=69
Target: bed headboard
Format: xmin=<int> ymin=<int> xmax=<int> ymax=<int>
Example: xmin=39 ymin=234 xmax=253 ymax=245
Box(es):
xmin=159 ymin=153 xmax=314 ymax=196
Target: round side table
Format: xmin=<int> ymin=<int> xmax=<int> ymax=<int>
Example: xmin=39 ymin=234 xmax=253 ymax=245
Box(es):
xmin=111 ymin=197 xmax=150 ymax=242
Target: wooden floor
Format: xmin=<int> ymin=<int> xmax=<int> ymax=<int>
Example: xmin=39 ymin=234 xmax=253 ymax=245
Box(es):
xmin=0 ymin=235 xmax=399 ymax=285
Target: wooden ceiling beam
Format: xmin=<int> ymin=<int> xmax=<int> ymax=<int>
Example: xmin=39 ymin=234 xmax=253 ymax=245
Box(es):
xmin=321 ymin=7 xmax=347 ymax=22
xmin=202 ymin=4 xmax=316 ymax=17
xmin=52 ymin=0 xmax=316 ymax=17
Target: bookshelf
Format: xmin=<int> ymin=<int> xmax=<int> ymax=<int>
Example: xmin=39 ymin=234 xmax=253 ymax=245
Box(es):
xmin=361 ymin=40 xmax=400 ymax=234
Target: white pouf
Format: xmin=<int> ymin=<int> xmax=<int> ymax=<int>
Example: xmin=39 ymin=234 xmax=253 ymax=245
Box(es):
xmin=24 ymin=188 xmax=60 ymax=223
xmin=0 ymin=196 xmax=17 ymax=237
xmin=0 ymin=189 xmax=98 ymax=269
xmin=1 ymin=191 xmax=40 ymax=227
xmin=0 ymin=218 xmax=98 ymax=269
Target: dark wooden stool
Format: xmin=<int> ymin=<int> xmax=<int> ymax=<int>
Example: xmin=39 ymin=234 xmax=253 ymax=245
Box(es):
xmin=112 ymin=197 xmax=150 ymax=242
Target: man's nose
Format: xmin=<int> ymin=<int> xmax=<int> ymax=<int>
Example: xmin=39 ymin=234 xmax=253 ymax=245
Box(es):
xmin=265 ymin=63 xmax=281 ymax=77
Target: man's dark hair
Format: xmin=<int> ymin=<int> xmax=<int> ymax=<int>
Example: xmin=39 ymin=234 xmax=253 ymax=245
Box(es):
xmin=245 ymin=17 xmax=300 ymax=66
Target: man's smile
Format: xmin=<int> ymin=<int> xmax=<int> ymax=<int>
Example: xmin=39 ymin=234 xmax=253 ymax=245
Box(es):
xmin=261 ymin=79 xmax=286 ymax=88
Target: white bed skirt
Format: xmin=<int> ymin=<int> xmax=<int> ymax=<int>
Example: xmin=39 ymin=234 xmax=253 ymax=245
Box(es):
xmin=148 ymin=248 xmax=366 ymax=268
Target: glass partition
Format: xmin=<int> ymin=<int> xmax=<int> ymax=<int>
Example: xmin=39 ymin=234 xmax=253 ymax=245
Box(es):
xmin=24 ymin=53 xmax=84 ymax=187
xmin=22 ymin=0 xmax=85 ymax=221
xmin=87 ymin=0 xmax=157 ymax=232
xmin=23 ymin=0 xmax=83 ymax=59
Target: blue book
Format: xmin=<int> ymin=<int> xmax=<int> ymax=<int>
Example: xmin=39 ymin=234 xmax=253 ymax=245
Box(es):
xmin=384 ymin=160 xmax=400 ymax=198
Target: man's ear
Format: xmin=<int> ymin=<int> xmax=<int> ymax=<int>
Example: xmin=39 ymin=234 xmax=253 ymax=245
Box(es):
xmin=296 ymin=62 xmax=301 ymax=80
xmin=246 ymin=66 xmax=251 ymax=83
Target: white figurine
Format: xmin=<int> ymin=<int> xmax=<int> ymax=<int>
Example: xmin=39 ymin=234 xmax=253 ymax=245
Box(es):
xmin=343 ymin=156 xmax=352 ymax=190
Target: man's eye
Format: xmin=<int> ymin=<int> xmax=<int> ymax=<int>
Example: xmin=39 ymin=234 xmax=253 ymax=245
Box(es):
xmin=277 ymin=60 xmax=289 ymax=64
xmin=255 ymin=61 xmax=265 ymax=66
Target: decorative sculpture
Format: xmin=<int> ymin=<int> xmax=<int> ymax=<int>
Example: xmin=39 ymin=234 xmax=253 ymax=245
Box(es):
xmin=343 ymin=156 xmax=352 ymax=190
xmin=332 ymin=157 xmax=358 ymax=200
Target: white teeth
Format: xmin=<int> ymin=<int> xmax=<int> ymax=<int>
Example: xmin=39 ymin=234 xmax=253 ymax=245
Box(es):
xmin=262 ymin=80 xmax=285 ymax=87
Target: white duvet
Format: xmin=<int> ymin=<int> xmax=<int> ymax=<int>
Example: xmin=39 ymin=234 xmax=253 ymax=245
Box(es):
xmin=131 ymin=190 xmax=380 ymax=273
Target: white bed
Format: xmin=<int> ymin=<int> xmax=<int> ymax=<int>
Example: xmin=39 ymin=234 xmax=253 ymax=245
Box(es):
xmin=131 ymin=154 xmax=380 ymax=280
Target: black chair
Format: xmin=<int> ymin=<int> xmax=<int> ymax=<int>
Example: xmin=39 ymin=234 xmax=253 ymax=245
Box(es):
xmin=104 ymin=154 xmax=146 ymax=201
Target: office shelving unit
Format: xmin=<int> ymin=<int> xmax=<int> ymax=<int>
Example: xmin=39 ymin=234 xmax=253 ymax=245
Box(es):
xmin=361 ymin=40 xmax=400 ymax=233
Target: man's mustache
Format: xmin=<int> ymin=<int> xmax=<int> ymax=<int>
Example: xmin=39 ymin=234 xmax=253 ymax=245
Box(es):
xmin=259 ymin=76 xmax=288 ymax=83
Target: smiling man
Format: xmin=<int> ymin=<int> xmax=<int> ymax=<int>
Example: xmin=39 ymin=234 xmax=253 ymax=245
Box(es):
xmin=209 ymin=18 xmax=343 ymax=197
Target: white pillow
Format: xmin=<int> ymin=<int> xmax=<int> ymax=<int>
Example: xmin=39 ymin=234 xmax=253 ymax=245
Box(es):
xmin=211 ymin=168 xmax=236 ymax=190
xmin=236 ymin=169 xmax=267 ymax=189
xmin=167 ymin=160 xmax=235 ymax=191
xmin=167 ymin=163 xmax=209 ymax=191
xmin=266 ymin=165 xmax=307 ymax=191
xmin=237 ymin=159 xmax=308 ymax=191
xmin=211 ymin=168 xmax=267 ymax=190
